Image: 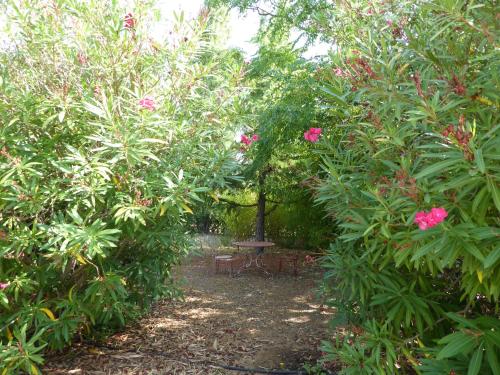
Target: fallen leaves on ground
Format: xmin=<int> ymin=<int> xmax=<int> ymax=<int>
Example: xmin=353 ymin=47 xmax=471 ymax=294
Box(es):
xmin=45 ymin=254 xmax=334 ymax=374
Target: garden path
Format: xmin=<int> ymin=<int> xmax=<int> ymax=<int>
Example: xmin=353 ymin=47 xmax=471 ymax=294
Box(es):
xmin=45 ymin=251 xmax=333 ymax=374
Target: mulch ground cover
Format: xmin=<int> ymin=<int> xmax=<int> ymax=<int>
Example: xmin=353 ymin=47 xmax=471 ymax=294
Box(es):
xmin=44 ymin=253 xmax=334 ymax=374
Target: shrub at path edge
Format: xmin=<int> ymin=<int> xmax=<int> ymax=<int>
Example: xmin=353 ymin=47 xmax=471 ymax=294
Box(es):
xmin=313 ymin=1 xmax=500 ymax=374
xmin=0 ymin=1 xmax=245 ymax=372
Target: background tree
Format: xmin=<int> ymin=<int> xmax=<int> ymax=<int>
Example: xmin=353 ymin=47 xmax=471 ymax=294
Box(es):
xmin=214 ymin=42 xmax=334 ymax=249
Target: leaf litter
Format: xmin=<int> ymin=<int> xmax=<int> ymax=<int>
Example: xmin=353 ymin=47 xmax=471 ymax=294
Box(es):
xmin=45 ymin=252 xmax=334 ymax=374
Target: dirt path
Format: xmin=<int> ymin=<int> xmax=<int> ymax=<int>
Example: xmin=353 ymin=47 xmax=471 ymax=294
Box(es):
xmin=45 ymin=254 xmax=333 ymax=374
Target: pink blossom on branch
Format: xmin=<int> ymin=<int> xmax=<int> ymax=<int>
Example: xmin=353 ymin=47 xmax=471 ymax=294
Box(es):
xmin=334 ymin=67 xmax=345 ymax=77
xmin=241 ymin=135 xmax=252 ymax=145
xmin=0 ymin=282 xmax=8 ymax=290
xmin=304 ymin=127 xmax=322 ymax=143
xmin=430 ymin=207 xmax=448 ymax=221
xmin=414 ymin=207 xmax=448 ymax=230
xmin=414 ymin=211 xmax=429 ymax=231
xmin=124 ymin=13 xmax=135 ymax=29
xmin=139 ymin=96 xmax=156 ymax=111
xmin=304 ymin=132 xmax=319 ymax=142
xmin=240 ymin=134 xmax=259 ymax=147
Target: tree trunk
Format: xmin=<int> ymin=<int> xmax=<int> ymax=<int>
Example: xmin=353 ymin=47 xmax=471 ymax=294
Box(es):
xmin=255 ymin=174 xmax=266 ymax=253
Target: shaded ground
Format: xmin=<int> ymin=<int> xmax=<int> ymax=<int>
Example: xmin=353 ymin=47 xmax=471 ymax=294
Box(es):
xmin=45 ymin=250 xmax=333 ymax=374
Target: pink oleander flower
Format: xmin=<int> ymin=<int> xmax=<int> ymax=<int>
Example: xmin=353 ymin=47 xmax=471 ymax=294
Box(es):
xmin=240 ymin=134 xmax=259 ymax=147
xmin=414 ymin=207 xmax=448 ymax=230
xmin=0 ymin=282 xmax=8 ymax=290
xmin=139 ymin=96 xmax=156 ymax=111
xmin=124 ymin=13 xmax=136 ymax=29
xmin=304 ymin=127 xmax=322 ymax=143
xmin=240 ymin=135 xmax=252 ymax=145
xmin=304 ymin=132 xmax=319 ymax=142
xmin=414 ymin=211 xmax=429 ymax=230
xmin=334 ymin=67 xmax=345 ymax=77
xmin=425 ymin=213 xmax=439 ymax=227
xmin=430 ymin=207 xmax=448 ymax=221
xmin=304 ymin=255 xmax=316 ymax=265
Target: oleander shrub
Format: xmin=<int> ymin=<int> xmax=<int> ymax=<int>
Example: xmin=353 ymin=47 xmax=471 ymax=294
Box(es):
xmin=314 ymin=1 xmax=500 ymax=374
xmin=0 ymin=1 xmax=244 ymax=372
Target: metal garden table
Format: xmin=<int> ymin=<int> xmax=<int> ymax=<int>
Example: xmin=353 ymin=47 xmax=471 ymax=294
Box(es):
xmin=232 ymin=241 xmax=275 ymax=276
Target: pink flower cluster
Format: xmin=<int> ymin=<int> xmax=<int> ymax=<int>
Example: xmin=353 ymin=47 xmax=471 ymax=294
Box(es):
xmin=334 ymin=67 xmax=345 ymax=77
xmin=139 ymin=96 xmax=156 ymax=111
xmin=304 ymin=127 xmax=322 ymax=143
xmin=0 ymin=282 xmax=8 ymax=290
xmin=414 ymin=207 xmax=448 ymax=230
xmin=124 ymin=13 xmax=135 ymax=29
xmin=240 ymin=134 xmax=259 ymax=146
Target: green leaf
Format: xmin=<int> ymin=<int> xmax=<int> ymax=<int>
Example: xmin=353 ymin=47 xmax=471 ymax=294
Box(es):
xmin=445 ymin=313 xmax=479 ymax=329
xmin=468 ymin=345 xmax=483 ymax=375
xmin=463 ymin=242 xmax=485 ymax=262
xmin=474 ymin=149 xmax=485 ymax=173
xmin=486 ymin=342 xmax=500 ymax=375
xmin=486 ymin=177 xmax=500 ymax=212
xmin=411 ymin=237 xmax=443 ymax=261
xmin=83 ymin=101 xmax=105 ymax=118
xmin=319 ymin=85 xmax=347 ymax=106
xmin=437 ymin=333 xmax=476 ymax=359
xmin=472 ymin=186 xmax=489 ymax=214
xmin=414 ymin=159 xmax=462 ymax=180
xmin=484 ymin=247 xmax=500 ymax=268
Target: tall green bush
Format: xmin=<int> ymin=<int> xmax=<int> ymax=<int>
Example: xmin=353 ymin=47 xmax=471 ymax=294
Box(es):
xmin=313 ymin=1 xmax=500 ymax=373
xmin=0 ymin=1 xmax=244 ymax=372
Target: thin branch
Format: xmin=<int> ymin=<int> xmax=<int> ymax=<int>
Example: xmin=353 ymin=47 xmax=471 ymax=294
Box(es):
xmin=218 ymin=197 xmax=258 ymax=207
xmin=249 ymin=6 xmax=278 ymax=18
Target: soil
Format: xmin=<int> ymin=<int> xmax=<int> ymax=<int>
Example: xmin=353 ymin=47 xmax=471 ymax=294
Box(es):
xmin=44 ymin=251 xmax=334 ymax=374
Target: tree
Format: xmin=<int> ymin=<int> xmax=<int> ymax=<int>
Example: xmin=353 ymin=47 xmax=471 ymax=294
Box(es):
xmin=219 ymin=41 xmax=332 ymax=250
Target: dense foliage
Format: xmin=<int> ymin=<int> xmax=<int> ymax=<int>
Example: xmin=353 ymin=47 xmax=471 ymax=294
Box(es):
xmin=1 ymin=0 xmax=499 ymax=373
xmin=210 ymin=190 xmax=330 ymax=249
xmin=0 ymin=1 xmax=245 ymax=372
xmin=212 ymin=0 xmax=500 ymax=373
xmin=312 ymin=1 xmax=499 ymax=374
